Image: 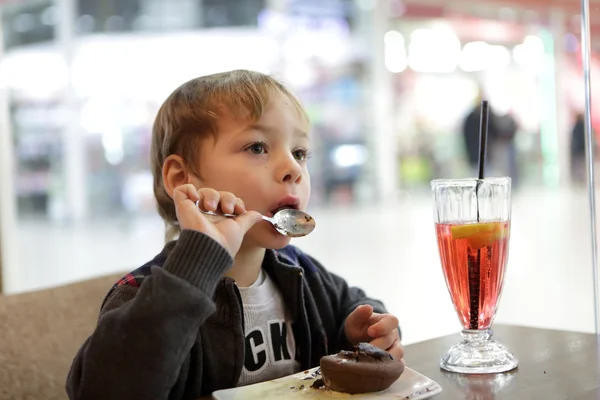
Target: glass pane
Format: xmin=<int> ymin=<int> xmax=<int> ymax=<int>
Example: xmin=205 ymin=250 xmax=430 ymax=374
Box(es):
xmin=0 ymin=0 xmax=596 ymax=349
xmin=581 ymin=0 xmax=600 ymax=333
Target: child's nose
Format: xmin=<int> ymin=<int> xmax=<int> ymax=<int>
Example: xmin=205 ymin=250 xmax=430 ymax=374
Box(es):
xmin=279 ymin=156 xmax=303 ymax=184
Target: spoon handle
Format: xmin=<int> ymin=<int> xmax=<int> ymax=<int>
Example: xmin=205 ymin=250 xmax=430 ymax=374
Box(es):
xmin=199 ymin=209 xmax=238 ymax=218
xmin=195 ymin=201 xmax=273 ymax=224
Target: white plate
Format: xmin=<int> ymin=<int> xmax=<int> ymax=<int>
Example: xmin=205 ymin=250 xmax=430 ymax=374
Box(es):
xmin=212 ymin=366 xmax=442 ymax=400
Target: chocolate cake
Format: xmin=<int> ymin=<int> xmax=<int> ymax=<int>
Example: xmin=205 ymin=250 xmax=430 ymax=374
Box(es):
xmin=319 ymin=343 xmax=404 ymax=394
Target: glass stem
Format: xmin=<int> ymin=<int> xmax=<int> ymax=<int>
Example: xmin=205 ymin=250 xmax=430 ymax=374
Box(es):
xmin=461 ymin=329 xmax=492 ymax=343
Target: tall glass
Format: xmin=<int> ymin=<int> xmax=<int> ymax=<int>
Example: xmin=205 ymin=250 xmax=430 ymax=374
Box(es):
xmin=431 ymin=177 xmax=518 ymax=374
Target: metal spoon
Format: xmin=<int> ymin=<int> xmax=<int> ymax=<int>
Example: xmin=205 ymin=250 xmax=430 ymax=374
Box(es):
xmin=195 ymin=201 xmax=316 ymax=237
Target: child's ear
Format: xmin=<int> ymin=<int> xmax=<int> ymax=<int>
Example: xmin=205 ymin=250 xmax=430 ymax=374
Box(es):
xmin=162 ymin=155 xmax=191 ymax=198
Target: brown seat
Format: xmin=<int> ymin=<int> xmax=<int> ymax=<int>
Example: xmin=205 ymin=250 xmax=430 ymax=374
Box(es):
xmin=0 ymin=273 xmax=123 ymax=400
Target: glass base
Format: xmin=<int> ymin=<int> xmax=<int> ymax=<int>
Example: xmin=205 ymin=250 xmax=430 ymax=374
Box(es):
xmin=440 ymin=329 xmax=519 ymax=374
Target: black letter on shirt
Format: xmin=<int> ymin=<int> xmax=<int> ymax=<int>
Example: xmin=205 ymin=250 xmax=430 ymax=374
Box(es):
xmin=270 ymin=321 xmax=291 ymax=361
xmin=245 ymin=330 xmax=267 ymax=372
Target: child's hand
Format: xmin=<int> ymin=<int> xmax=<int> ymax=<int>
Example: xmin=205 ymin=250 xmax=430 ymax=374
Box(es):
xmin=173 ymin=185 xmax=262 ymax=257
xmin=344 ymin=304 xmax=404 ymax=361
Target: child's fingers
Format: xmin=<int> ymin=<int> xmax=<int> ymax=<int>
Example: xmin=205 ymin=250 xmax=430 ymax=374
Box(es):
xmin=234 ymin=198 xmax=246 ymax=215
xmin=233 ymin=211 xmax=262 ymax=234
xmin=218 ymin=191 xmax=238 ymax=214
xmin=173 ymin=184 xmax=216 ymax=231
xmin=344 ymin=305 xmax=375 ymax=343
xmin=346 ymin=305 xmax=374 ymax=327
xmin=173 ymin=184 xmax=201 ymax=203
xmin=346 ymin=305 xmax=373 ymax=331
xmin=367 ymin=314 xmax=399 ymax=338
xmin=198 ymin=188 xmax=220 ymax=211
xmin=386 ymin=339 xmax=404 ymax=361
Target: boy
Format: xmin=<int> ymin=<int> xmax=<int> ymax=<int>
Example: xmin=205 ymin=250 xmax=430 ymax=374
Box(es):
xmin=66 ymin=70 xmax=403 ymax=399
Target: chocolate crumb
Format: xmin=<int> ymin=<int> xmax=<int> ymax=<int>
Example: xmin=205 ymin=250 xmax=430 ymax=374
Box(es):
xmin=299 ymin=384 xmax=305 ymax=390
xmin=290 ymin=386 xmax=295 ymax=390
xmin=304 ymin=370 xmax=310 ymax=374
xmin=341 ymin=350 xmax=358 ymax=359
xmin=356 ymin=342 xmax=393 ymax=360
xmin=544 ymin=371 xmax=546 ymax=374
xmin=311 ymin=378 xmax=325 ymax=389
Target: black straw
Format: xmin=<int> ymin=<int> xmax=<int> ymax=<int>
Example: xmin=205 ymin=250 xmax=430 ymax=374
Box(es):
xmin=469 ymin=100 xmax=490 ymax=330
xmin=476 ymin=100 xmax=489 ymax=223
xmin=477 ymin=100 xmax=489 ymax=180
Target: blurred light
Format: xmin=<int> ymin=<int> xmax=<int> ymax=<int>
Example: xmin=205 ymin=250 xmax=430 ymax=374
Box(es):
xmin=80 ymin=99 xmax=112 ymax=134
xmin=283 ymin=64 xmax=317 ymax=88
xmin=459 ymin=41 xmax=510 ymax=72
xmin=513 ymin=35 xmax=544 ymax=72
xmin=257 ymin=9 xmax=288 ymax=35
xmin=536 ymin=29 xmax=560 ymax=187
xmin=77 ymin=15 xmax=95 ymax=33
xmin=414 ymin=76 xmax=475 ymax=125
xmin=259 ymin=10 xmax=349 ymax=36
xmin=72 ymin=32 xmax=278 ymax=99
xmin=13 ymin=14 xmax=35 ymax=33
xmin=483 ymin=70 xmax=513 ymax=115
xmin=564 ymin=33 xmax=578 ymax=53
xmin=41 ymin=6 xmax=58 ymax=26
xmin=384 ymin=30 xmax=407 ymax=73
xmin=355 ymin=0 xmax=376 ymax=11
xmin=105 ymin=148 xmax=124 ymax=165
xmin=122 ymin=172 xmax=154 ymax=212
xmin=102 ymin=129 xmax=124 ymax=165
xmin=331 ymin=144 xmax=369 ymax=168
xmin=283 ymin=33 xmax=350 ymax=66
xmin=0 ymin=51 xmax=68 ymax=97
xmin=524 ymin=35 xmax=544 ymax=51
xmin=125 ymin=102 xmax=153 ymax=127
xmin=408 ymin=29 xmax=461 ymax=73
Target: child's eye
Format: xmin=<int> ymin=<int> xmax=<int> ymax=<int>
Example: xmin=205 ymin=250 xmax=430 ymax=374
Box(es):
xmin=246 ymin=142 xmax=267 ymax=155
xmin=293 ymin=149 xmax=310 ymax=161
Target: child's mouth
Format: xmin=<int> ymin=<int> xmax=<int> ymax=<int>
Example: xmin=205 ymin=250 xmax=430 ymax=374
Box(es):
xmin=271 ymin=205 xmax=298 ymax=215
xmin=268 ymin=196 xmax=301 ymax=217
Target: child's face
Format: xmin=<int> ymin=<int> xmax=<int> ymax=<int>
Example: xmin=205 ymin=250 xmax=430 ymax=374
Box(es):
xmin=191 ymin=92 xmax=311 ymax=249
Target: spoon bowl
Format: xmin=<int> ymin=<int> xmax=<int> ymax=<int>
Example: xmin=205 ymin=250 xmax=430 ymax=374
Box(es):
xmin=270 ymin=208 xmax=316 ymax=237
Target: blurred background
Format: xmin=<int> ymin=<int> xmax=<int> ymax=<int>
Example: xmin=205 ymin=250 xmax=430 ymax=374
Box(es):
xmin=0 ymin=0 xmax=598 ymax=344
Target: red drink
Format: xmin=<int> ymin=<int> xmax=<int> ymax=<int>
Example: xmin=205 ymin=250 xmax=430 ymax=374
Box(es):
xmin=435 ymin=221 xmax=510 ymax=330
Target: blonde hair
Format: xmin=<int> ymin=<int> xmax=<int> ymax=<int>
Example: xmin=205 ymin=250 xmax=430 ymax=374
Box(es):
xmin=150 ymin=69 xmax=309 ymax=242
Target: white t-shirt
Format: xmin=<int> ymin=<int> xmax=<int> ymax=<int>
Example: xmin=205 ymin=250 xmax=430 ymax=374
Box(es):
xmin=236 ymin=269 xmax=301 ymax=386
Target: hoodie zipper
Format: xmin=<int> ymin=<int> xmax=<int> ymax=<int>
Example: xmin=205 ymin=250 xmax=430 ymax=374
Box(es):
xmin=230 ymin=281 xmax=245 ymax=386
xmin=232 ymin=284 xmax=245 ymax=332
xmin=296 ymin=270 xmax=313 ymax=369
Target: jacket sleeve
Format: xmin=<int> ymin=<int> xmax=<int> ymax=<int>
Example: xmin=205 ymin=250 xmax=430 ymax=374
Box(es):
xmin=306 ymin=254 xmax=401 ymax=351
xmin=65 ymin=230 xmax=232 ymax=400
